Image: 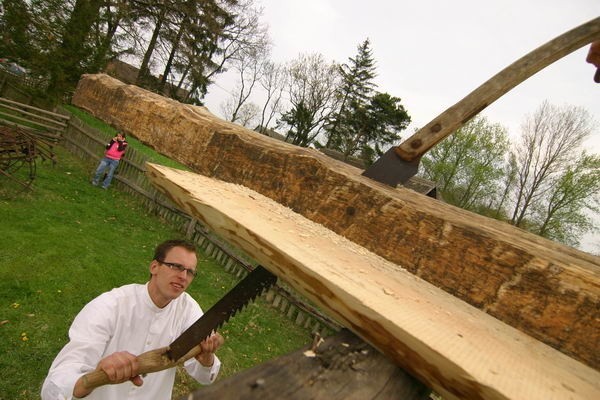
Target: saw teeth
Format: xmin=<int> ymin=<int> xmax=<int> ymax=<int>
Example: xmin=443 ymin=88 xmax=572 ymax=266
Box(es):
xmin=166 ymin=266 xmax=277 ymax=361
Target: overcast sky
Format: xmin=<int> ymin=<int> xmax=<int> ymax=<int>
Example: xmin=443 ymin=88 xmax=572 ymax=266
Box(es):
xmin=202 ymin=0 xmax=599 ymax=252
xmin=204 ymin=0 xmax=599 ymax=152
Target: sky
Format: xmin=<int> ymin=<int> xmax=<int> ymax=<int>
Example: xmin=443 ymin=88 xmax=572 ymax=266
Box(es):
xmin=203 ymin=0 xmax=599 ymax=252
xmin=205 ymin=0 xmax=599 ymax=150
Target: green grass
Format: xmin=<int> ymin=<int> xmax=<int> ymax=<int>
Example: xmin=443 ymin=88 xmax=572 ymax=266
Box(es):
xmin=0 ymin=145 xmax=311 ymax=399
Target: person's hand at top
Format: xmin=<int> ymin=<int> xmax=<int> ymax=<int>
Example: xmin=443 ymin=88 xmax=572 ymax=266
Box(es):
xmin=586 ymin=41 xmax=600 ymax=83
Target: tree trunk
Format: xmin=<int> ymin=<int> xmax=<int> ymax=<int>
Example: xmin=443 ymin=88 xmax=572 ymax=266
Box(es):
xmin=47 ymin=0 xmax=103 ymax=98
xmin=158 ymin=17 xmax=187 ymax=93
xmin=137 ymin=17 xmax=163 ymax=87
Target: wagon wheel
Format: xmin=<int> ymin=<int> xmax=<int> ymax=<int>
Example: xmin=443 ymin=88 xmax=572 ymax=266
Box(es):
xmin=0 ymin=126 xmax=38 ymax=193
xmin=0 ymin=156 xmax=37 ymax=189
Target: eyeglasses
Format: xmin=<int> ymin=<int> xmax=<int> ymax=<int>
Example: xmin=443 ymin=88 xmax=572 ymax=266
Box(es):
xmin=158 ymin=260 xmax=197 ymax=278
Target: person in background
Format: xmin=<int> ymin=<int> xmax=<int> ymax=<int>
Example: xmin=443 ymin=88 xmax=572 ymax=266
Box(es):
xmin=586 ymin=41 xmax=600 ymax=83
xmin=41 ymin=239 xmax=224 ymax=399
xmin=91 ymin=132 xmax=128 ymax=189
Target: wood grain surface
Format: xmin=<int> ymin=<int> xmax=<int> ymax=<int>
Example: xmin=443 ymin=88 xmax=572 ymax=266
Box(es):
xmin=146 ymin=163 xmax=600 ymax=400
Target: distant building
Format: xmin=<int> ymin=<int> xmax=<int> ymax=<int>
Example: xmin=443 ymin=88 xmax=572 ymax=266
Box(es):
xmin=104 ymin=59 xmax=190 ymax=101
xmin=254 ymin=126 xmax=288 ymax=142
xmin=104 ymin=59 xmax=139 ymax=85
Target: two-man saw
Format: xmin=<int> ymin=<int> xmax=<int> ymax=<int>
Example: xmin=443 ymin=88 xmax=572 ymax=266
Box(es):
xmin=80 ymin=265 xmax=277 ymax=391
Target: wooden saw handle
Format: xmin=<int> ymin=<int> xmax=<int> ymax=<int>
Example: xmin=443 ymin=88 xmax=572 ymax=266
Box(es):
xmin=395 ymin=16 xmax=600 ymax=162
xmin=79 ymin=345 xmax=201 ymax=391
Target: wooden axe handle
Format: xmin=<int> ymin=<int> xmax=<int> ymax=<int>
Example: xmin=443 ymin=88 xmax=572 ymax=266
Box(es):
xmin=396 ymin=17 xmax=600 ymax=162
xmin=79 ymin=345 xmax=202 ymax=391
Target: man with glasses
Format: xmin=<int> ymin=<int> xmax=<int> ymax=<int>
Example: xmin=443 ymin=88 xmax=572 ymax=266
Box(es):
xmin=42 ymin=239 xmax=224 ymax=399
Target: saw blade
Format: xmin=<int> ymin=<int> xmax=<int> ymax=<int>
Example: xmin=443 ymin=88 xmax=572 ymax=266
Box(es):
xmin=167 ymin=265 xmax=277 ymax=361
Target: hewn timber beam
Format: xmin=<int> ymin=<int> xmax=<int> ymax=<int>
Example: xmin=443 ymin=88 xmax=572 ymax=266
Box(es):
xmin=72 ymin=74 xmax=599 ymax=369
xmin=146 ymin=163 xmax=600 ymax=400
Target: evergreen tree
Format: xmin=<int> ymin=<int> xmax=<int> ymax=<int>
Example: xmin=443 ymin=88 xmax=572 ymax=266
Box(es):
xmin=179 ymin=0 xmax=239 ymax=103
xmin=46 ymin=0 xmax=103 ymax=98
xmin=0 ymin=0 xmax=33 ymax=64
xmin=337 ymin=92 xmax=410 ymax=164
xmin=325 ymin=39 xmax=410 ymax=163
xmin=134 ymin=0 xmax=177 ymax=88
xmin=325 ymin=38 xmax=377 ymax=149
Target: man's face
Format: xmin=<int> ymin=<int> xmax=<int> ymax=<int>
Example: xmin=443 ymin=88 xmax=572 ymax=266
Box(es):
xmin=148 ymin=246 xmax=197 ymax=308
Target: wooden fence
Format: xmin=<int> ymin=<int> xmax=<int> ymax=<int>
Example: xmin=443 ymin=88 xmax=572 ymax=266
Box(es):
xmin=57 ymin=107 xmax=340 ymax=336
xmin=0 ymin=96 xmax=69 ymax=134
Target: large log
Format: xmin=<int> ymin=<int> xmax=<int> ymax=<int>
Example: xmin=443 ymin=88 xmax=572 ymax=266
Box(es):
xmin=184 ymin=329 xmax=430 ymax=400
xmin=71 ymin=74 xmax=600 ymax=369
xmin=146 ymin=163 xmax=600 ymax=400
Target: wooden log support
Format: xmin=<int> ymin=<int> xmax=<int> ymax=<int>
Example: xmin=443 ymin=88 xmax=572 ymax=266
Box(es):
xmin=224 ymin=258 xmax=235 ymax=273
xmin=72 ymin=74 xmax=599 ymax=369
xmin=295 ymin=312 xmax=305 ymax=326
xmin=182 ymin=329 xmax=431 ymax=400
xmin=146 ymin=163 xmax=600 ymax=400
xmin=286 ymin=304 xmax=296 ymax=319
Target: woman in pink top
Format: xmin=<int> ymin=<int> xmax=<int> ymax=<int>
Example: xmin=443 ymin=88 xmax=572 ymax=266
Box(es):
xmin=92 ymin=133 xmax=128 ymax=189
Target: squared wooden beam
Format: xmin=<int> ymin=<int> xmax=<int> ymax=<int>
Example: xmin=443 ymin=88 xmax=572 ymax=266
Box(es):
xmin=146 ymin=163 xmax=600 ymax=400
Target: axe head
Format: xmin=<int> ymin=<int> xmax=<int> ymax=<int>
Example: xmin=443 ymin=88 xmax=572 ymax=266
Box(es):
xmin=361 ymin=147 xmax=421 ymax=187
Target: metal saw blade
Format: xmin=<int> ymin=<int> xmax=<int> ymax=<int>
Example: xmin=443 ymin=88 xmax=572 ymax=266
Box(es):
xmin=167 ymin=265 xmax=277 ymax=361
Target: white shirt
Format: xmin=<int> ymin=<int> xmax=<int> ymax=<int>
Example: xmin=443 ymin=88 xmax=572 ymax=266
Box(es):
xmin=41 ymin=283 xmax=220 ymax=400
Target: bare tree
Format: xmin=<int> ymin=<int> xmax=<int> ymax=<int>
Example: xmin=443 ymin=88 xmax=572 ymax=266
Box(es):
xmin=237 ymin=102 xmax=261 ymax=127
xmin=509 ymin=101 xmax=595 ymax=227
xmin=257 ymin=60 xmax=287 ymax=133
xmin=220 ymin=93 xmax=260 ymax=127
xmin=180 ymin=0 xmax=268 ymax=103
xmin=220 ymin=37 xmax=270 ymax=123
xmin=278 ymin=53 xmax=340 ymax=147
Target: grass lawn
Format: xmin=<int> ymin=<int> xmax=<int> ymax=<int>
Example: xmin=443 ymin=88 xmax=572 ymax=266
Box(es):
xmin=0 ymin=144 xmax=312 ymax=399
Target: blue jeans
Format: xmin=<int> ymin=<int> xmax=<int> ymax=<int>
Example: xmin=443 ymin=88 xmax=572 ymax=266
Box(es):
xmin=92 ymin=157 xmax=120 ymax=188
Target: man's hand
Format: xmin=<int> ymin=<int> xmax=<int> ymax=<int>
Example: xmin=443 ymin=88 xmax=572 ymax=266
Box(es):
xmin=73 ymin=351 xmax=143 ymax=398
xmin=97 ymin=351 xmax=143 ymax=385
xmin=194 ymin=332 xmax=224 ymax=367
xmin=586 ymin=41 xmax=600 ymax=83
